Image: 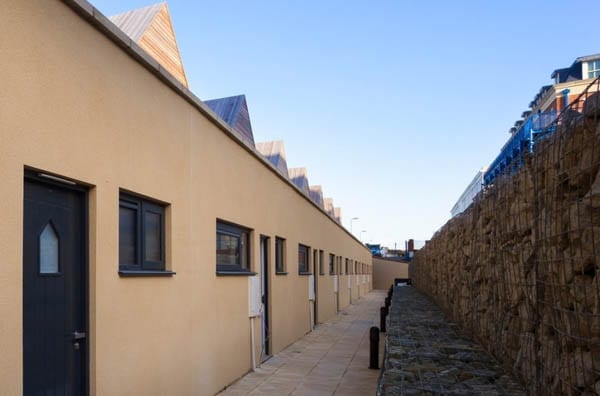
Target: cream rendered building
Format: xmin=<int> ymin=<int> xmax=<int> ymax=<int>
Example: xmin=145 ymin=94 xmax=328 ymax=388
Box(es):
xmin=0 ymin=1 xmax=372 ymax=394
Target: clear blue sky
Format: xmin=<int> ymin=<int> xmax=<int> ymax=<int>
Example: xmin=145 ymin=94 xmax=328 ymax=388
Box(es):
xmin=94 ymin=0 xmax=597 ymax=248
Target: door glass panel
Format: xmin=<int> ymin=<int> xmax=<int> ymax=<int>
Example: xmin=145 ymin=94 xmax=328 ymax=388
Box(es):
xmin=40 ymin=223 xmax=59 ymax=274
xmin=144 ymin=211 xmax=162 ymax=262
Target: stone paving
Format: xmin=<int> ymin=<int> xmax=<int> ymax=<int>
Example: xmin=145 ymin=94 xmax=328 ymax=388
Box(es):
xmin=378 ymin=286 xmax=526 ymax=395
xmin=219 ymin=290 xmax=386 ymax=396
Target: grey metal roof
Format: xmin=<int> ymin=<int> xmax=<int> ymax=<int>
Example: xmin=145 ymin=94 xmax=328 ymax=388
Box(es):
xmin=288 ymin=168 xmax=310 ymax=195
xmin=334 ymin=207 xmax=342 ymax=224
xmin=324 ymin=198 xmax=335 ymax=217
xmin=309 ymin=185 xmax=324 ymax=208
xmin=109 ymin=3 xmax=164 ymax=42
xmin=256 ymin=141 xmax=289 ymax=177
xmin=204 ymin=95 xmax=255 ymax=147
xmin=575 ymin=53 xmax=600 ymax=63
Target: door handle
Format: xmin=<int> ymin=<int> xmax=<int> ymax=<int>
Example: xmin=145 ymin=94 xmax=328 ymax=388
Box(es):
xmin=72 ymin=331 xmax=86 ymax=340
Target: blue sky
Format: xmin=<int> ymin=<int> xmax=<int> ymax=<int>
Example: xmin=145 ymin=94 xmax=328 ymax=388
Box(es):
xmin=94 ymin=0 xmax=598 ymax=248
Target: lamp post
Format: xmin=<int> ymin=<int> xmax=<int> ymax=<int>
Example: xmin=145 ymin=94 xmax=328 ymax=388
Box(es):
xmin=350 ymin=217 xmax=359 ymax=234
xmin=360 ymin=230 xmax=367 ymax=242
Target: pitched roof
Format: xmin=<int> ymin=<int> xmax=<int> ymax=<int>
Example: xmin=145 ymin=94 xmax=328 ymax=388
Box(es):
xmin=288 ymin=168 xmax=310 ymax=195
xmin=309 ymin=185 xmax=324 ymax=208
xmin=256 ymin=140 xmax=288 ymax=177
xmin=204 ymin=95 xmax=255 ymax=147
xmin=324 ymin=198 xmax=335 ymax=217
xmin=110 ymin=3 xmax=164 ymax=41
xmin=110 ymin=2 xmax=188 ymax=88
xmin=333 ymin=207 xmax=342 ymax=224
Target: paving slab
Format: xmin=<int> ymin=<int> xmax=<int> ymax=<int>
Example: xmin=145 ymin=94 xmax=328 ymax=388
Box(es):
xmin=219 ymin=290 xmax=386 ymax=396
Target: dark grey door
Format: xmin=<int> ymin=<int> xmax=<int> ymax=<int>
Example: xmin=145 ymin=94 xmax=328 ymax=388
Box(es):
xmin=260 ymin=236 xmax=270 ymax=359
xmin=23 ymin=175 xmax=87 ymax=395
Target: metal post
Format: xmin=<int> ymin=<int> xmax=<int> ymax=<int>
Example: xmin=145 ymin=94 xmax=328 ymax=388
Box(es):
xmin=380 ymin=306 xmax=387 ymax=333
xmin=369 ymin=326 xmax=380 ymax=369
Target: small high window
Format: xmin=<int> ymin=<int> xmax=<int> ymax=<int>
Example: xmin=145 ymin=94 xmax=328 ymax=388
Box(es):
xmin=298 ymin=244 xmax=310 ymax=274
xmin=216 ymin=220 xmax=251 ymax=273
xmin=588 ymin=60 xmax=600 ymax=79
xmin=119 ymin=193 xmax=166 ymax=272
xmin=345 ymin=258 xmax=349 ymax=275
xmin=329 ymin=254 xmax=335 ymax=275
xmin=275 ymin=237 xmax=286 ymax=274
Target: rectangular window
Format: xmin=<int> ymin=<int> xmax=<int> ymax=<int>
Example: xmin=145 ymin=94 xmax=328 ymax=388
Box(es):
xmin=119 ymin=193 xmax=166 ymax=272
xmin=275 ymin=237 xmax=286 ymax=273
xmin=298 ymin=244 xmax=310 ymax=274
xmin=588 ymin=60 xmax=600 ymax=79
xmin=216 ymin=220 xmax=251 ymax=273
xmin=345 ymin=258 xmax=349 ymax=275
xmin=329 ymin=254 xmax=335 ymax=275
xmin=319 ymin=250 xmax=324 ymax=275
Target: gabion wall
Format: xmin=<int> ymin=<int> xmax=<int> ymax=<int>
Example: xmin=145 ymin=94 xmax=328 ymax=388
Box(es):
xmin=411 ymin=79 xmax=600 ymax=395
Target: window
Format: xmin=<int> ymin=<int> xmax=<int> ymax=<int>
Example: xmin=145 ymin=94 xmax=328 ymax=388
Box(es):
xmin=119 ymin=193 xmax=166 ymax=272
xmin=298 ymin=244 xmax=310 ymax=274
xmin=329 ymin=254 xmax=335 ymax=275
xmin=588 ymin=60 xmax=600 ymax=79
xmin=216 ymin=220 xmax=250 ymax=273
xmin=345 ymin=258 xmax=349 ymax=275
xmin=319 ymin=250 xmax=324 ymax=275
xmin=275 ymin=237 xmax=286 ymax=274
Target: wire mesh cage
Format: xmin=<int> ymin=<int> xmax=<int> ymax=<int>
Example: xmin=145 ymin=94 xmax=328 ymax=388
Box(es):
xmin=411 ymin=77 xmax=600 ymax=395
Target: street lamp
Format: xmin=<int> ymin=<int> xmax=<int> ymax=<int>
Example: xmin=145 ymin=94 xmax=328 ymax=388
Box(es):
xmin=350 ymin=217 xmax=359 ymax=234
xmin=360 ymin=230 xmax=367 ymax=241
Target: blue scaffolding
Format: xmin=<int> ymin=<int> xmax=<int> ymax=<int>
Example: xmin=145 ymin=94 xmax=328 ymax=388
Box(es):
xmin=483 ymin=110 xmax=557 ymax=185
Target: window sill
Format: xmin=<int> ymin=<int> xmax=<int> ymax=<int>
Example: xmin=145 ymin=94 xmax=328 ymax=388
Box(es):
xmin=275 ymin=271 xmax=288 ymax=275
xmin=216 ymin=271 xmax=257 ymax=276
xmin=119 ymin=270 xmax=176 ymax=277
xmin=298 ymin=272 xmax=313 ymax=276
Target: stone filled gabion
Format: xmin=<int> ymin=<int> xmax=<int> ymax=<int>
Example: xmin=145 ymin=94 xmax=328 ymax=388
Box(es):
xmin=411 ymin=81 xmax=600 ymax=396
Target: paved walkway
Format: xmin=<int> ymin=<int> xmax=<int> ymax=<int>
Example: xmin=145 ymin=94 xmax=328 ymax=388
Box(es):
xmin=378 ymin=286 xmax=526 ymax=395
xmin=219 ymin=290 xmax=386 ymax=396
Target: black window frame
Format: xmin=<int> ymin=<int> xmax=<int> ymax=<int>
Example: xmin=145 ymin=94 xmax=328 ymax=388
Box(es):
xmin=275 ymin=237 xmax=287 ymax=275
xmin=216 ymin=220 xmax=252 ymax=274
xmin=298 ymin=244 xmax=311 ymax=275
xmin=119 ymin=192 xmax=167 ymax=273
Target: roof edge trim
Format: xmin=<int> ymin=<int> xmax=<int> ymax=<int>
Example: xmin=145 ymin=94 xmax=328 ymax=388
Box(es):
xmin=59 ymin=0 xmax=369 ymax=253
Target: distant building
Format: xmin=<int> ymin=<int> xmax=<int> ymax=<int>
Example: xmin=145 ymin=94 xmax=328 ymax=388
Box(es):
xmin=484 ymin=53 xmax=600 ymax=185
xmin=451 ymin=166 xmax=488 ymax=217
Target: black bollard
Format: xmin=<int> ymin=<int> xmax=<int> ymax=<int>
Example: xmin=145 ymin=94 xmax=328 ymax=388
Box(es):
xmin=369 ymin=326 xmax=380 ymax=369
xmin=380 ymin=306 xmax=387 ymax=333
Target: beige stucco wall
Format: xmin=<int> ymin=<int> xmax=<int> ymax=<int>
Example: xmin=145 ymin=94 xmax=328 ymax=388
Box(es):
xmin=372 ymin=257 xmax=409 ymax=290
xmin=0 ymin=1 xmax=372 ymax=395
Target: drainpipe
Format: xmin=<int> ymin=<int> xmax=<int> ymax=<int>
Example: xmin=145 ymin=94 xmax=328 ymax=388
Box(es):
xmin=562 ymin=89 xmax=570 ymax=110
xmin=250 ymin=317 xmax=256 ymax=370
